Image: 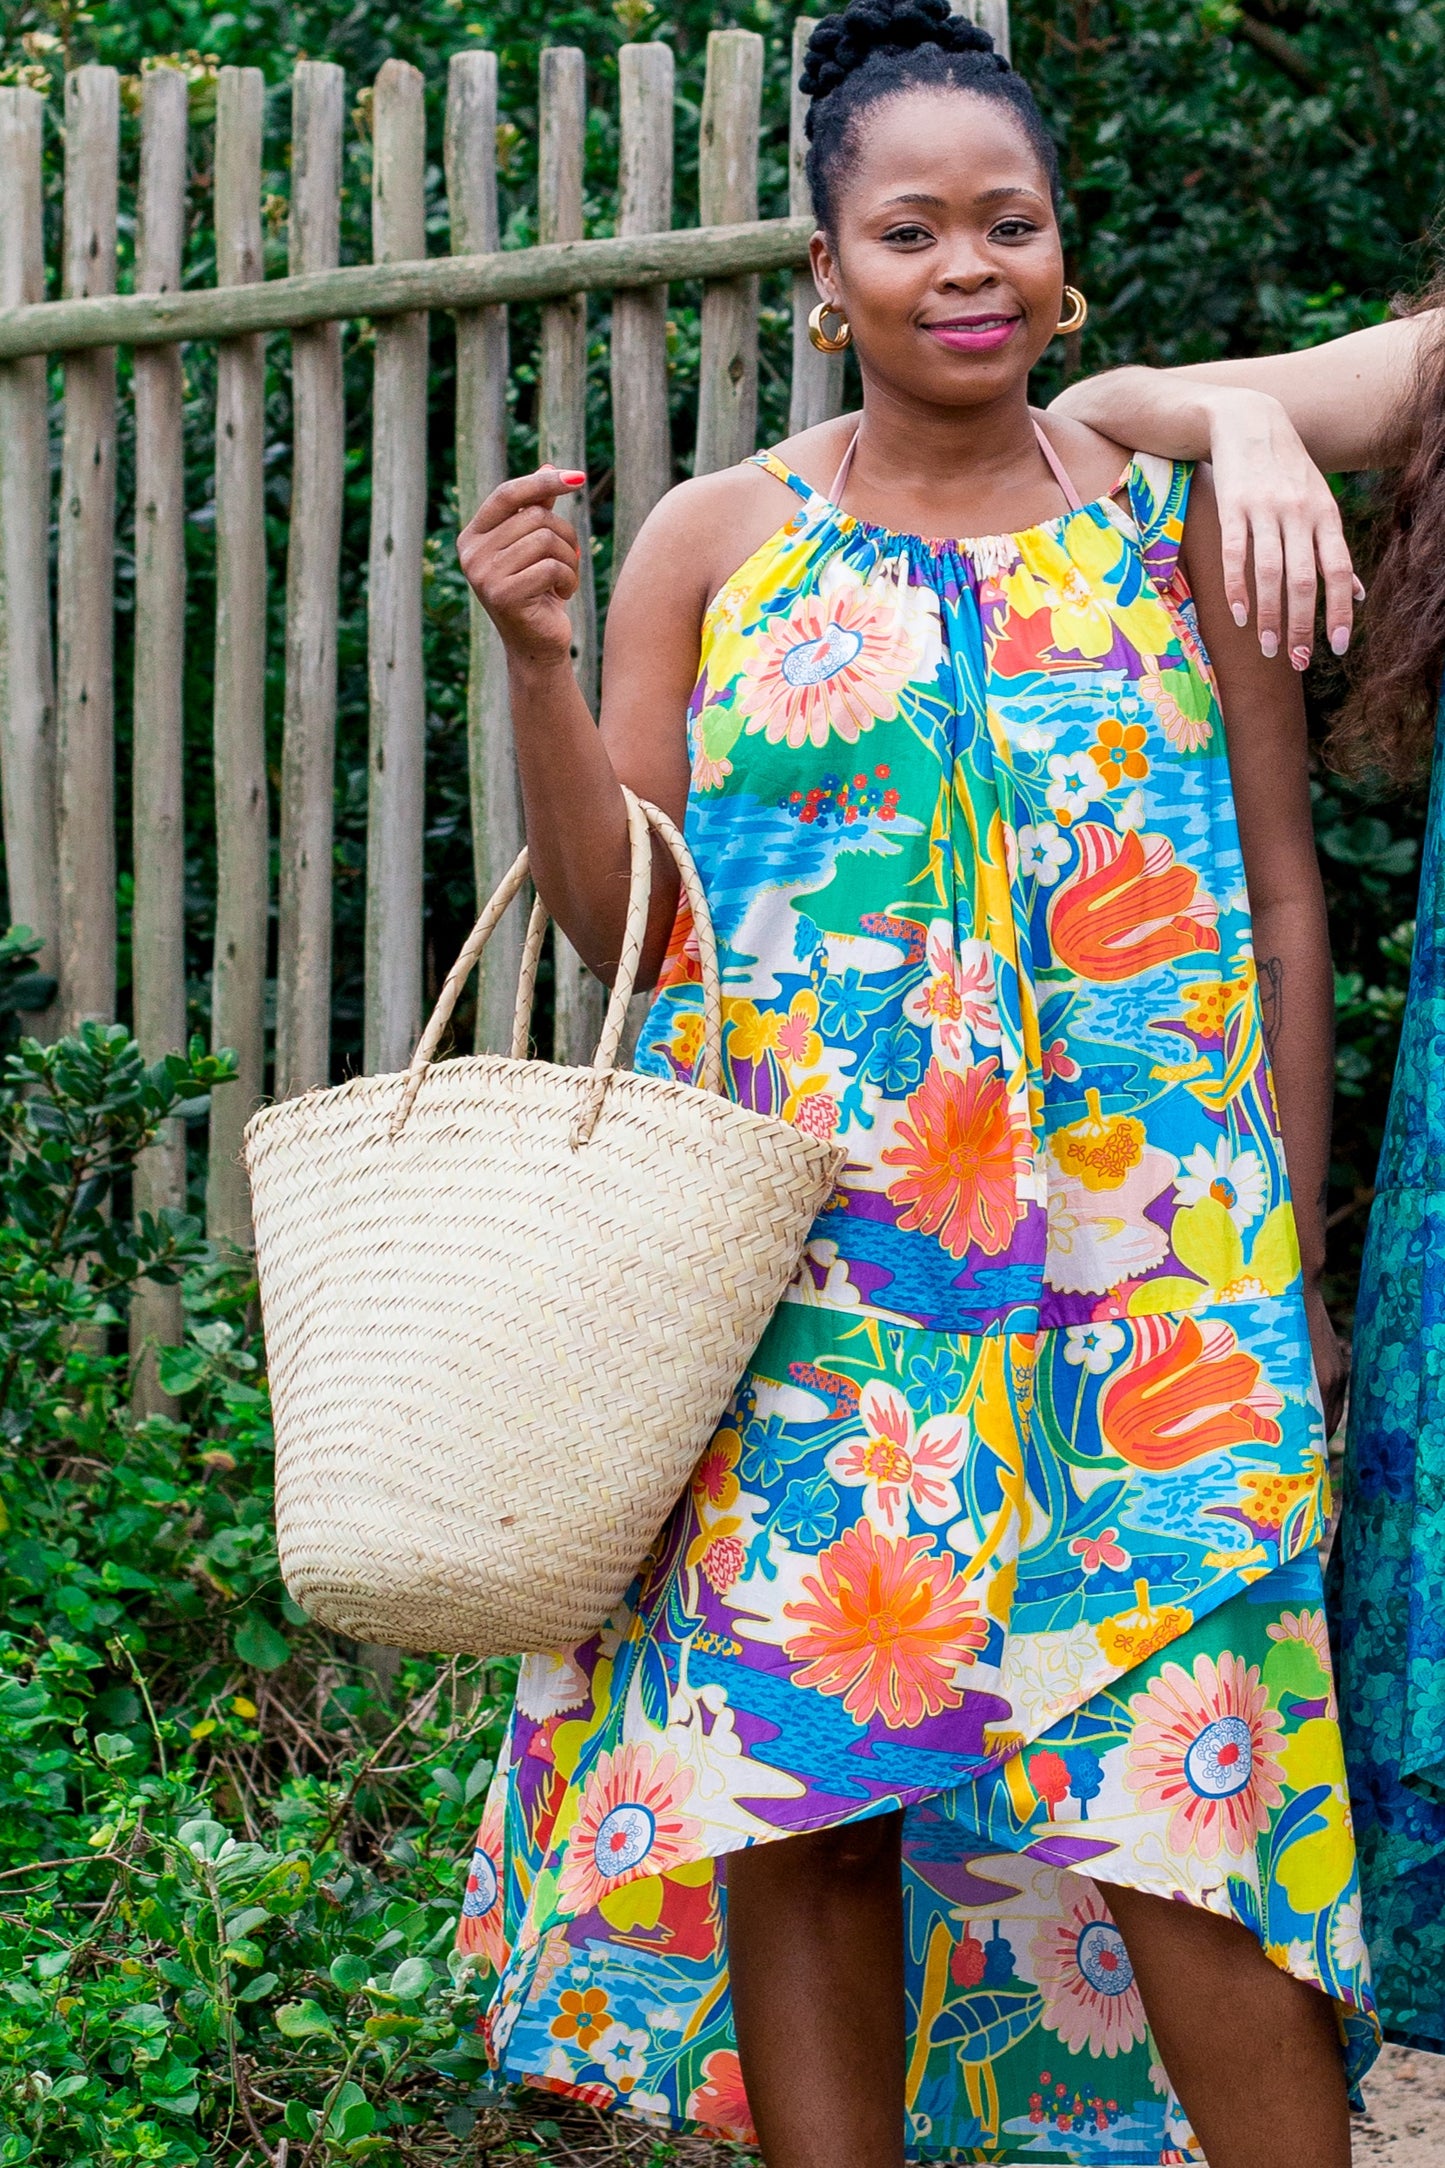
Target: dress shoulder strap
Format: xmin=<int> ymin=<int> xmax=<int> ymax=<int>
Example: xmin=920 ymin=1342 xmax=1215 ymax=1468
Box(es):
xmin=1032 ymin=421 xmax=1085 ymax=513
xmin=748 ymin=448 xmax=817 ymax=506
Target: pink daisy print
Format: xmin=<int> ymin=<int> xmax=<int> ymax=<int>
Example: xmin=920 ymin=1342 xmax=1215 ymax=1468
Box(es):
xmin=457 ymin=1782 xmax=507 ymax=1971
xmin=1030 ymin=1882 xmax=1148 ymax=2059
xmin=556 ymin=1743 xmax=700 ymax=1918
xmin=1125 ymin=1651 xmax=1286 ymax=1860
xmin=826 ymin=1379 xmax=968 ymax=1534
xmin=740 ymin=560 xmax=923 ymax=749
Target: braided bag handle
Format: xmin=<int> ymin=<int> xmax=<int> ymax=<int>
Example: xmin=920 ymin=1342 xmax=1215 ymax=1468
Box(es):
xmin=392 ymin=789 xmax=723 ymax=1144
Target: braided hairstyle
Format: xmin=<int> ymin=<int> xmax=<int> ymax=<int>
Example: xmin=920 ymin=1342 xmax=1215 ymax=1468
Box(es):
xmin=800 ymin=0 xmax=1060 ymax=234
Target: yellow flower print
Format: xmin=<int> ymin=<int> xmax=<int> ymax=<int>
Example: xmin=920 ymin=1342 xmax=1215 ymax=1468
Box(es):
xmin=669 ymin=1012 xmax=707 ymax=1072
xmin=1096 ymin=1578 xmax=1194 ymax=1668
xmin=1089 ymin=716 xmax=1150 ymax=789
xmin=1005 ymin=543 xmax=1117 ymax=662
xmin=1066 ymin=515 xmax=1176 ymax=657
xmin=1130 ymin=1195 xmax=1300 ymax=1316
xmin=723 ymin=998 xmax=779 ymax=1063
xmin=1179 ymin=962 xmax=1254 ymax=1040
xmin=1237 ymin=1465 xmax=1324 ymax=1535
xmin=1052 ymin=1087 xmax=1147 ymax=1192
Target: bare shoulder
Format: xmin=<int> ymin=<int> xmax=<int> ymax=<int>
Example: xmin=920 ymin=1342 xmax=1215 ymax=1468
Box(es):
xmin=1032 ymin=405 xmax=1133 ymax=499
xmin=618 ymin=429 xmax=856 ymax=617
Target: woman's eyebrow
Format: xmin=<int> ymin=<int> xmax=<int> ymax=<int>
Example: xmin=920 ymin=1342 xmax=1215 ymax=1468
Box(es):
xmin=876 ymin=184 xmax=1049 ymax=211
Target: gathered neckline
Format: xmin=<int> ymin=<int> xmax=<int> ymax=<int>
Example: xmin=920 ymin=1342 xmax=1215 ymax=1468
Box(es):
xmin=752 ymin=445 xmax=1137 ymax=553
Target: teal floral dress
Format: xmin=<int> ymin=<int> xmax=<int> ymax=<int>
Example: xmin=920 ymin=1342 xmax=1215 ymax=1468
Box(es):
xmin=1329 ymin=690 xmax=1445 ymax=2050
xmin=459 ymin=450 xmax=1378 ymax=2162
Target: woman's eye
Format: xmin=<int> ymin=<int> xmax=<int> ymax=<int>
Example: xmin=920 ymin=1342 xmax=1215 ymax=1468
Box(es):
xmin=991 ymin=217 xmax=1041 ymax=242
xmin=881 ymin=223 xmax=933 ymax=246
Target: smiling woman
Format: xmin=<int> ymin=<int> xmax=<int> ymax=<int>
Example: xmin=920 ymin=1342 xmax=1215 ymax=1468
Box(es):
xmin=450 ymin=2 xmax=1376 ymax=2162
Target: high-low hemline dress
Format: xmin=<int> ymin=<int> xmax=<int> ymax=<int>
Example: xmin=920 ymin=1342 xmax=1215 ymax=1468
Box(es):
xmin=458 ymin=448 xmax=1378 ymax=2164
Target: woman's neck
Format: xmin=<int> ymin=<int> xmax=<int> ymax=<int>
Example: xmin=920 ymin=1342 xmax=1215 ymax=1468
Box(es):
xmin=835 ymin=376 xmax=1074 ymax=537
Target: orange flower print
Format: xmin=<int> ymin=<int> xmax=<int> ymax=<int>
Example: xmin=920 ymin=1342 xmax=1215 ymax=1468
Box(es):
xmin=686 ymin=2049 xmax=757 ymax=2142
xmin=1088 ymin=717 xmax=1150 ymax=789
xmin=1048 ymin=823 xmax=1220 ymax=984
xmin=556 ymin=1743 xmax=700 ymax=1918
xmin=1125 ymin=1651 xmax=1286 ymax=1860
xmin=782 ymin=1521 xmax=990 ymax=1727
xmin=457 ymin=1782 xmax=507 ymax=1971
xmin=691 ymin=1429 xmax=741 ymax=1515
xmin=1100 ymin=1315 xmax=1284 ymax=1471
xmin=741 ymin=559 xmax=925 ymax=749
xmin=775 ymin=991 xmax=822 ymax=1067
xmin=882 ymin=1058 xmax=1031 ymax=1259
xmin=550 ymin=1985 xmax=612 ymax=2050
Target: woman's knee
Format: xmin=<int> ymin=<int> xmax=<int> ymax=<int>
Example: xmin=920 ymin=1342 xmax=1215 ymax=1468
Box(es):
xmin=731 ymin=1813 xmax=902 ymax=1896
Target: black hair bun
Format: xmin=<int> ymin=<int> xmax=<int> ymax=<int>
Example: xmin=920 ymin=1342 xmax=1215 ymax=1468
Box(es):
xmin=799 ymin=0 xmax=1005 ymax=105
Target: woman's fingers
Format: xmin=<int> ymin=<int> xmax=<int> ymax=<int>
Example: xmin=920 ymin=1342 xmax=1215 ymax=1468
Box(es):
xmin=1219 ymin=499 xmax=1252 ymax=629
xmin=1250 ymin=517 xmax=1285 ymax=660
xmin=1282 ymin=513 xmax=1322 ymax=668
xmin=1317 ymin=515 xmax=1360 ymax=658
xmin=492 ymin=527 xmax=581 ymax=586
xmin=465 ymin=465 xmax=586 ymax=537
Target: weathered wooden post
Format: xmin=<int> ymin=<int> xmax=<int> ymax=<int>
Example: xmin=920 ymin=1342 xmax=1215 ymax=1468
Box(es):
xmin=364 ymin=58 xmax=429 ymax=1077
xmin=789 ymin=18 xmax=845 ymax=435
xmin=131 ymin=62 xmax=191 ymax=1405
xmin=208 ymin=66 xmax=269 ymax=1248
xmin=447 ymin=49 xmax=523 ymax=1055
xmin=538 ymin=46 xmax=603 ymax=1066
xmin=694 ymin=30 xmax=763 ymax=477
xmin=611 ymin=41 xmax=674 ymax=572
xmin=276 ymin=60 xmax=346 ymax=1102
xmin=56 ymin=65 xmax=119 ymax=1033
xmin=0 ymin=87 xmax=57 ymax=1005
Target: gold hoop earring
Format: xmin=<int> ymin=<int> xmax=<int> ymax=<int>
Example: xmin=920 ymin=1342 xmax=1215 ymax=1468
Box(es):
xmin=808 ymin=300 xmax=852 ymax=354
xmin=1055 ymin=285 xmax=1089 ymax=336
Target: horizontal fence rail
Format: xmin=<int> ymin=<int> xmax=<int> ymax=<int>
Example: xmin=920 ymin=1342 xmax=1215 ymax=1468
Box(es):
xmin=0 ymin=218 xmax=816 ymax=359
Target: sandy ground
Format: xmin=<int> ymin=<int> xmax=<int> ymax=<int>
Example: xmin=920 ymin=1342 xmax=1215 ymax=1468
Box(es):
xmin=1351 ymin=2041 xmax=1445 ymax=2165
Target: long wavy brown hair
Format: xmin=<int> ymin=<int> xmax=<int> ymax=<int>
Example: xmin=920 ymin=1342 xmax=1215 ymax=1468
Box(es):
xmin=1330 ymin=291 xmax=1445 ymax=785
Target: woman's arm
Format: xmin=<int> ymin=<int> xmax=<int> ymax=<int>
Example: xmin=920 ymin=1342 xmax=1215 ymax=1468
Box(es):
xmin=1181 ymin=465 xmax=1346 ymax=1434
xmin=1052 ymin=313 xmax=1441 ymax=666
xmin=457 ymin=462 xmax=769 ymax=988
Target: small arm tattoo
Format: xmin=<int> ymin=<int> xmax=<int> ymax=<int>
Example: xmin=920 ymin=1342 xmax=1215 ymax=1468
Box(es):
xmin=1259 ymin=955 xmax=1284 ymax=1058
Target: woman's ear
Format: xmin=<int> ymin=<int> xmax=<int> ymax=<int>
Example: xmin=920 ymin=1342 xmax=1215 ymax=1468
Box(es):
xmin=809 ymin=228 xmax=839 ymax=305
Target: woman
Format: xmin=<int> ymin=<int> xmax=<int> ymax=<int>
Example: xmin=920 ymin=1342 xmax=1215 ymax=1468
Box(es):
xmin=1059 ymin=311 xmax=1445 ymax=2055
xmin=455 ymin=5 xmax=1376 ymax=2161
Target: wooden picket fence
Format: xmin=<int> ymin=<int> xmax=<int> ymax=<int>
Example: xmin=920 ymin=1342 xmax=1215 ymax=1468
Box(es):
xmin=0 ymin=9 xmax=1009 ymax=1370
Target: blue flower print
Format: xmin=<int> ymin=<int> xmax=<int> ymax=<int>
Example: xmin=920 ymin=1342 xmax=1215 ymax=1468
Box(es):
xmin=776 ymin=1474 xmax=839 ymax=1547
xmin=740 ymin=1415 xmax=807 ymax=1489
xmin=818 ymin=969 xmax=875 ymax=1043
xmin=862 ymin=1018 xmax=926 ymax=1095
xmin=908 ymin=1346 xmax=962 ymax=1415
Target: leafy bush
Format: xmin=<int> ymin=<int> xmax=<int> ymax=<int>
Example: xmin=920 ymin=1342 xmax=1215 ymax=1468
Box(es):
xmin=0 ymin=1025 xmax=514 ymax=2165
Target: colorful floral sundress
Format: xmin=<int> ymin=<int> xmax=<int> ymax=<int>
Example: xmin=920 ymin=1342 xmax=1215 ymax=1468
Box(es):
xmin=459 ymin=448 xmax=1378 ymax=2162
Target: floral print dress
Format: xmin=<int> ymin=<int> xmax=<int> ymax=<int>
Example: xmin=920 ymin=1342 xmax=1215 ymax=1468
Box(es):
xmin=458 ymin=449 xmax=1378 ymax=2163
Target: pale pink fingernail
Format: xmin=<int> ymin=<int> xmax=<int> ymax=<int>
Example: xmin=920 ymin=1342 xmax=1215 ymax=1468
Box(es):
xmin=1260 ymin=631 xmax=1278 ymax=659
xmin=1231 ymin=601 xmax=1248 ymax=628
xmin=1330 ymin=626 xmax=1350 ymax=656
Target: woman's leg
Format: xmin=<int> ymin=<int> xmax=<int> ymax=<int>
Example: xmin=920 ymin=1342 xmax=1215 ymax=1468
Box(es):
xmin=1106 ymin=1883 xmax=1352 ymax=2168
xmin=726 ymin=1811 xmax=906 ymax=2168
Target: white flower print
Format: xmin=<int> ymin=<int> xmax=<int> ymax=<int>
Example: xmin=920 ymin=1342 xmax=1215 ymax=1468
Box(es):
xmin=597 ymin=2023 xmax=651 ymax=2090
xmin=1175 ymin=1138 xmax=1268 ymax=1230
xmin=1017 ymin=820 xmax=1071 ymax=888
xmin=1117 ymin=786 xmax=1146 ymax=832
xmin=1063 ymin=1320 xmax=1127 ymax=1374
xmin=903 ymin=922 xmax=1003 ymax=1057
xmin=825 ymin=1380 xmax=968 ymax=1534
xmin=1045 ymin=751 xmax=1107 ymax=826
xmin=1014 ymin=720 xmax=1057 ymax=754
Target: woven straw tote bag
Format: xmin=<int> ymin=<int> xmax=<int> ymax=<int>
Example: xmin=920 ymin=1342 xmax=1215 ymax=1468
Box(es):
xmin=245 ymin=789 xmax=843 ymax=1658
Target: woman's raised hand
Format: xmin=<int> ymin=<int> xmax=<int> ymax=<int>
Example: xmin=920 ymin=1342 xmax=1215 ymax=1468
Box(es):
xmin=457 ymin=467 xmax=586 ymax=666
xmin=1200 ymin=388 xmax=1362 ymax=669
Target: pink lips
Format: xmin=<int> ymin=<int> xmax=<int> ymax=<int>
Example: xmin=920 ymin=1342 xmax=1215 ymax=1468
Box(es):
xmin=924 ymin=314 xmax=1021 ymax=353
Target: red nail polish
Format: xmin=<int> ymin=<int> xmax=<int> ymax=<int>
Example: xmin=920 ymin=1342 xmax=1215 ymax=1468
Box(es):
xmin=559 ymin=470 xmax=587 ymax=487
